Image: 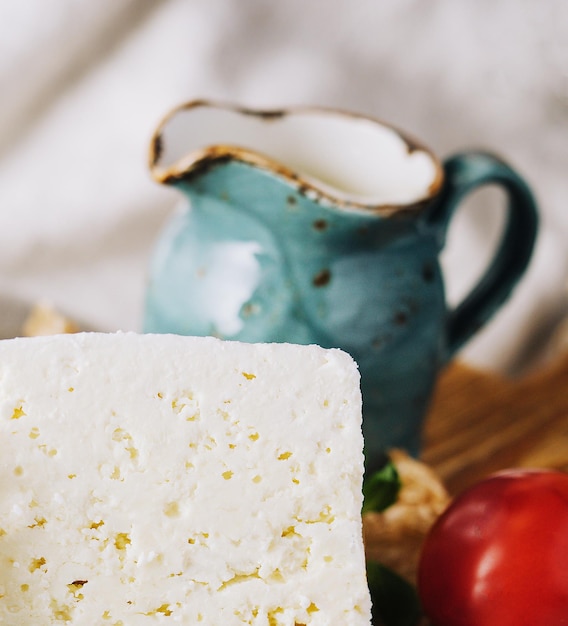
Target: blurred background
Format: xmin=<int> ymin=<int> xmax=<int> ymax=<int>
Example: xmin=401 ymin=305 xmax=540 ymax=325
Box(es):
xmin=0 ymin=0 xmax=566 ymax=374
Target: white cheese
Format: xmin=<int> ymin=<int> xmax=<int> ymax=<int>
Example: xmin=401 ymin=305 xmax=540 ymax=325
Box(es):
xmin=0 ymin=333 xmax=371 ymax=625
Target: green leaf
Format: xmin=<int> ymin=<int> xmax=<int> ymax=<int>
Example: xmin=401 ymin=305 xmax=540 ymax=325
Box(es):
xmin=366 ymin=560 xmax=422 ymax=626
xmin=362 ymin=461 xmax=401 ymax=514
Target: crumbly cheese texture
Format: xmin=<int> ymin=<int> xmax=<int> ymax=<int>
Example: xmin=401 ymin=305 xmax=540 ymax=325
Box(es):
xmin=0 ymin=333 xmax=371 ymax=625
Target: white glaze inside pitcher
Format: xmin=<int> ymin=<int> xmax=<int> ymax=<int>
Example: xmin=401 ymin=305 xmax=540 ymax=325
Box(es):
xmin=151 ymin=102 xmax=442 ymax=207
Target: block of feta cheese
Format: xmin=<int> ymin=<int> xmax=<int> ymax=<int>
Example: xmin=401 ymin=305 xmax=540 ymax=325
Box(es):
xmin=0 ymin=333 xmax=371 ymax=625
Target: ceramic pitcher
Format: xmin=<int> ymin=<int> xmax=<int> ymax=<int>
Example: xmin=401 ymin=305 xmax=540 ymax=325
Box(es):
xmin=144 ymin=100 xmax=538 ymax=473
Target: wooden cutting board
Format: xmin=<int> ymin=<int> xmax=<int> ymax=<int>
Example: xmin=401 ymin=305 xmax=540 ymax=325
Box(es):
xmin=422 ymin=351 xmax=568 ymax=495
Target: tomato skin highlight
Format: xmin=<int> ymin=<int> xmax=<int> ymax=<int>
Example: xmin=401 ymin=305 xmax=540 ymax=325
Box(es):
xmin=417 ymin=469 xmax=568 ymax=626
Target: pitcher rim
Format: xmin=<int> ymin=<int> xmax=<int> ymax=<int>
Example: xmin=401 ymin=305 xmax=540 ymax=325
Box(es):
xmin=148 ymin=99 xmax=444 ymax=215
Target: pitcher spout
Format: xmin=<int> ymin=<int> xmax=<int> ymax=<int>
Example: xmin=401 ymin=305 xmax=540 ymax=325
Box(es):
xmin=149 ymin=100 xmax=443 ymax=214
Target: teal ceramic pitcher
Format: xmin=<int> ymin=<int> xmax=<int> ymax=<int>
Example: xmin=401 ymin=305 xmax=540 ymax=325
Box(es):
xmin=144 ymin=100 xmax=538 ymax=473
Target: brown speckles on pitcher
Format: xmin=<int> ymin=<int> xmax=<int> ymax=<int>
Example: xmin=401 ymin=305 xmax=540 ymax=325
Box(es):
xmin=313 ymin=269 xmax=331 ymax=287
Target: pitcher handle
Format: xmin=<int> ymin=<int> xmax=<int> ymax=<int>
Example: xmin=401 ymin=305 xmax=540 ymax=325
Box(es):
xmin=426 ymin=151 xmax=538 ymax=361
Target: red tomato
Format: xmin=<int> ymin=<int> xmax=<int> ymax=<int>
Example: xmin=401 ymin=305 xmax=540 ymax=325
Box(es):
xmin=417 ymin=469 xmax=568 ymax=626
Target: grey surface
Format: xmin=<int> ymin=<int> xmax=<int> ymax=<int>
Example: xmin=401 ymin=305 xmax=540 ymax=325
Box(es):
xmin=0 ymin=295 xmax=31 ymax=340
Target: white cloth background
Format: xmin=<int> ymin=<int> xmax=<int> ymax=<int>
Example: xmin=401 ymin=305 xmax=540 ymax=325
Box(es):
xmin=0 ymin=0 xmax=566 ymax=373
